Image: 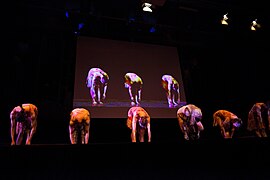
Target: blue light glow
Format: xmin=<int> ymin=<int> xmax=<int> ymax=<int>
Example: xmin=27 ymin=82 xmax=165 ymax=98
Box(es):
xmin=65 ymin=11 xmax=69 ymax=19
xmin=149 ymin=27 xmax=156 ymax=33
xmin=78 ymin=23 xmax=84 ymax=30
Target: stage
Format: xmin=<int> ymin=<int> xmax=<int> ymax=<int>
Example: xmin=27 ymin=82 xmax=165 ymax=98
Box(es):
xmin=1 ymin=113 xmax=268 ymax=180
xmin=1 ymin=138 xmax=270 ymax=179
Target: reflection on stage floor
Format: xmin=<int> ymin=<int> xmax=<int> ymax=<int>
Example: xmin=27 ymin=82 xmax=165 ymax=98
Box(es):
xmin=73 ymin=100 xmax=187 ymax=118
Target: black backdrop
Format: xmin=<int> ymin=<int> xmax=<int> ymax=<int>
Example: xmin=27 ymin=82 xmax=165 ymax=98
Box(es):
xmin=1 ymin=1 xmax=270 ymax=178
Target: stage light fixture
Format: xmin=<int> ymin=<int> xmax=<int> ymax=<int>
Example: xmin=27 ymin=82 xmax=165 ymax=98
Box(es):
xmin=250 ymin=19 xmax=260 ymax=31
xmin=221 ymin=13 xmax=228 ymax=25
xmin=142 ymin=2 xmax=152 ymax=12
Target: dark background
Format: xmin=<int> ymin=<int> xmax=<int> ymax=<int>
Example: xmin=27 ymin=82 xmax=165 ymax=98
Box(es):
xmin=1 ymin=0 xmax=270 ymax=178
xmin=2 ymin=0 xmax=269 ymax=144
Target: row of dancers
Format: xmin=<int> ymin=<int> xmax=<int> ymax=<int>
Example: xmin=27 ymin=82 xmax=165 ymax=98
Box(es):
xmin=9 ymin=102 xmax=270 ymax=145
xmin=86 ymin=67 xmax=181 ymax=108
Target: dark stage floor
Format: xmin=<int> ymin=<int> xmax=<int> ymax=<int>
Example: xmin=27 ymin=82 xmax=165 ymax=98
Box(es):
xmin=1 ymin=138 xmax=270 ymax=180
